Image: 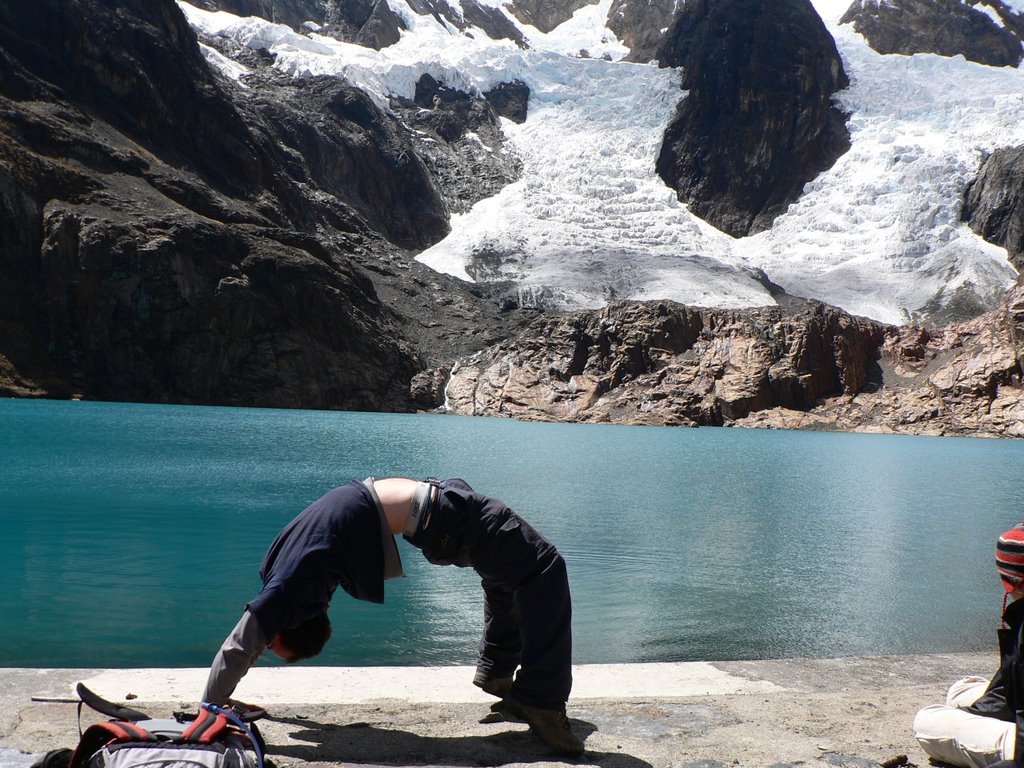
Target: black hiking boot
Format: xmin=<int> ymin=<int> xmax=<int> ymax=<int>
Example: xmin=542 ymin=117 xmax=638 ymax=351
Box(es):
xmin=472 ymin=669 xmax=514 ymax=699
xmin=499 ymin=697 xmax=585 ymax=756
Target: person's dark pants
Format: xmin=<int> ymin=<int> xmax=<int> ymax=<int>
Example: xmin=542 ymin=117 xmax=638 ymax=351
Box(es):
xmin=477 ymin=550 xmax=573 ymax=709
xmin=407 ymin=479 xmax=573 ymax=710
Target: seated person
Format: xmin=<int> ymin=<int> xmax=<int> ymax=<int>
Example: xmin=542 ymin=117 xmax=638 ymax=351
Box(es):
xmin=914 ymin=523 xmax=1024 ymax=768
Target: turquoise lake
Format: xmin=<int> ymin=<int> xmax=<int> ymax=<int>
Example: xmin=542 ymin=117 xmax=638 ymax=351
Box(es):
xmin=1 ymin=398 xmax=1021 ymax=669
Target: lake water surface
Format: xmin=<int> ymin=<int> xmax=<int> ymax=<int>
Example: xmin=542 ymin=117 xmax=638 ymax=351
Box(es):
xmin=2 ymin=398 xmax=1021 ymax=668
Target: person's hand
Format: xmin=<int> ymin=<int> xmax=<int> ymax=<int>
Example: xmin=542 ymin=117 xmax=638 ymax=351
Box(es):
xmin=226 ymin=700 xmax=268 ymax=721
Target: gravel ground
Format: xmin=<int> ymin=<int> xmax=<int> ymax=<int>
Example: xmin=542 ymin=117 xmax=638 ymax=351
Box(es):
xmin=0 ymin=654 xmax=996 ymax=768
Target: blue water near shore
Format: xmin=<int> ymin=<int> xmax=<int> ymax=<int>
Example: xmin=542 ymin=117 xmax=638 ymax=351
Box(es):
xmin=2 ymin=398 xmax=1022 ymax=668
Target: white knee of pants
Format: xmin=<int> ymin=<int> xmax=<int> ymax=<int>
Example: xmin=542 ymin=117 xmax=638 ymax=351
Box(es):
xmin=913 ymin=703 xmax=1014 ymax=768
xmin=947 ymin=676 xmax=994 ymax=708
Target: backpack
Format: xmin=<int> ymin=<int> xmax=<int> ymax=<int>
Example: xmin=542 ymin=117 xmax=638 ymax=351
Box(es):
xmin=65 ymin=684 xmax=266 ymax=768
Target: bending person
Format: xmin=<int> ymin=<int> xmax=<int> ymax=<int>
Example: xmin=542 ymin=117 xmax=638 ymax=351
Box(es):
xmin=201 ymin=476 xmax=583 ymax=756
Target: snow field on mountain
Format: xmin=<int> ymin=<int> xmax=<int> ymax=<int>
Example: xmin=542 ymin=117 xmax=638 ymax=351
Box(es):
xmin=745 ymin=20 xmax=1024 ymax=322
xmin=418 ymin=52 xmax=776 ymax=309
xmin=181 ymin=1 xmax=775 ymax=310
xmin=180 ymin=0 xmax=1024 ymax=324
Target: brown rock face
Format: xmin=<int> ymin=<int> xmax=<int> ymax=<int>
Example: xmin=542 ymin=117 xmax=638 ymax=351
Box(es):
xmin=736 ymin=292 xmax=1024 ymax=438
xmin=434 ymin=301 xmax=886 ymax=426
xmin=428 ymin=290 xmax=1024 ymax=438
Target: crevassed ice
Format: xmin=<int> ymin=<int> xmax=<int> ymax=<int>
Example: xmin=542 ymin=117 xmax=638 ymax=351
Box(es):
xmin=178 ymin=0 xmax=1024 ymax=324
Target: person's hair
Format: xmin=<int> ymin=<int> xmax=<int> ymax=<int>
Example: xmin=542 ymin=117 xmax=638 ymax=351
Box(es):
xmin=278 ymin=613 xmax=332 ymax=661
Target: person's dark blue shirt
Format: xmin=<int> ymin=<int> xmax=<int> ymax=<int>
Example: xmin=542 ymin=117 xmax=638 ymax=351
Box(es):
xmin=246 ymin=482 xmax=386 ymax=642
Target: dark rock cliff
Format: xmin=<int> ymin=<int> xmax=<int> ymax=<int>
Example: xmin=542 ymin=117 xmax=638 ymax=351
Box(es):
xmin=608 ymin=0 xmax=679 ymax=63
xmin=840 ymin=0 xmax=1024 ymax=68
xmin=503 ymin=0 xmax=596 ymax=34
xmin=5 ymin=0 xmax=262 ymax=198
xmin=388 ymin=74 xmax=524 ymax=215
xmin=0 ymin=0 xmax=527 ymax=406
xmin=405 ymin=0 xmax=528 ymax=46
xmin=963 ymin=147 xmax=1024 ymax=272
xmin=457 ymin=1 xmax=529 ymax=47
xmin=194 ymin=0 xmax=528 ymax=49
xmin=655 ymin=0 xmax=851 ymax=238
xmin=323 ymin=0 xmax=406 ymax=49
xmin=189 ymin=0 xmax=328 ymax=29
xmin=232 ymin=65 xmax=450 ymax=250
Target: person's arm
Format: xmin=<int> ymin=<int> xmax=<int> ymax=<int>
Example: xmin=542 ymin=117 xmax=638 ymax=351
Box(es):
xmin=1012 ymin=630 xmax=1024 ymax=767
xmin=201 ymin=609 xmax=268 ymax=705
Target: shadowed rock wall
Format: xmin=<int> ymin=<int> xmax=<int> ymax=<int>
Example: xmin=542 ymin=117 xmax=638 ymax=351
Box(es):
xmin=608 ymin=0 xmax=679 ymax=63
xmin=655 ymin=0 xmax=851 ymax=238
xmin=963 ymin=147 xmax=1024 ymax=272
xmin=0 ymin=0 xmax=449 ymax=407
xmin=840 ymin=0 xmax=1024 ymax=68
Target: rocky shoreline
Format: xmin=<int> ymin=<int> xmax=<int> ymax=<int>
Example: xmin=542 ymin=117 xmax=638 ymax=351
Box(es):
xmin=414 ymin=284 xmax=1024 ymax=439
xmin=6 ymin=275 xmax=1024 ymax=439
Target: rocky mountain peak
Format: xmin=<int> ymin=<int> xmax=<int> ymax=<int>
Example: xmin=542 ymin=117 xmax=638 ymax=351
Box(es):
xmin=655 ymin=0 xmax=851 ymax=237
xmin=840 ymin=0 xmax=1024 ymax=68
xmin=500 ymin=0 xmax=593 ymax=33
xmin=607 ymin=0 xmax=681 ymax=63
xmin=0 ymin=0 xmax=526 ymax=407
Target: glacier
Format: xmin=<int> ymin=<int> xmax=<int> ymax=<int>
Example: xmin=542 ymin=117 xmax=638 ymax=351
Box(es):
xmin=180 ymin=0 xmax=1024 ymax=326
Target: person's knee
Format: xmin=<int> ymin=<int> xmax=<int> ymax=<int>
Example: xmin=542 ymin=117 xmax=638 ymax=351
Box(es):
xmin=947 ymin=676 xmax=992 ymax=708
xmin=914 ymin=704 xmax=1013 ymax=768
xmin=913 ymin=703 xmax=958 ymax=746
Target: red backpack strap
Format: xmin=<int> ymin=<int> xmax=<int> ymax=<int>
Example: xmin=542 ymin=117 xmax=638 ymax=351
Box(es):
xmin=70 ymin=722 xmax=154 ymax=768
xmin=181 ymin=706 xmax=232 ymax=744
